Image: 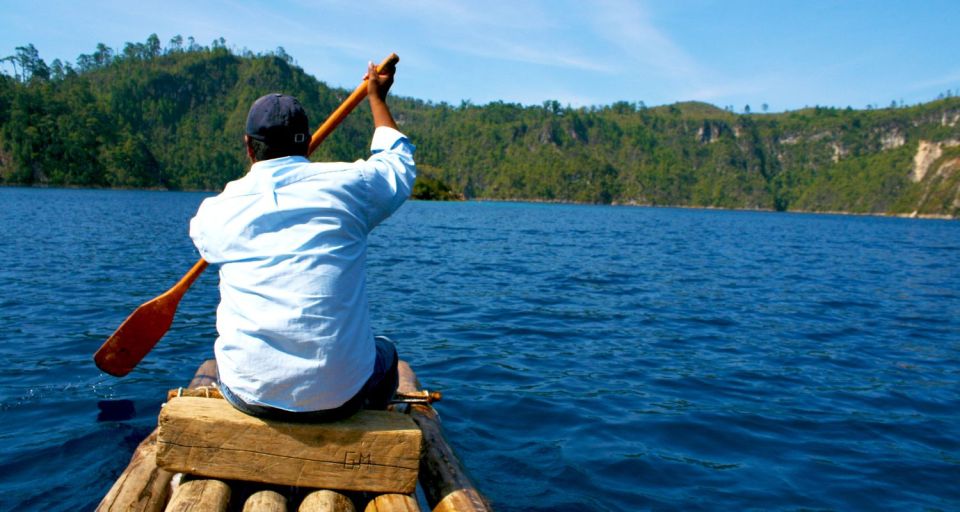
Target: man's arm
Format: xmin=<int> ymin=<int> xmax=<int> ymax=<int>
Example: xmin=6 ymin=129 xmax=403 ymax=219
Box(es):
xmin=367 ymin=61 xmax=398 ymax=129
xmin=361 ymin=61 xmax=415 ymax=229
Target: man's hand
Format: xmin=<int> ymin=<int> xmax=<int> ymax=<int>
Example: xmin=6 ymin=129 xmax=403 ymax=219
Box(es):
xmin=366 ymin=61 xmax=398 ymax=129
xmin=366 ymin=61 xmax=395 ymax=103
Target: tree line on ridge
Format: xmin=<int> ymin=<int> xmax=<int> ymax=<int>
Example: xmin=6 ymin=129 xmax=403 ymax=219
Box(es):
xmin=1 ymin=35 xmax=958 ymax=216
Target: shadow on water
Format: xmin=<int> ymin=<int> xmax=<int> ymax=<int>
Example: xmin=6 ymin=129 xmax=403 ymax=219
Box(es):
xmin=97 ymin=399 xmax=137 ymax=422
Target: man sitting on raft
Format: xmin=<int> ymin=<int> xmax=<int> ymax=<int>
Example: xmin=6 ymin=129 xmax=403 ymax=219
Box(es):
xmin=188 ymin=61 xmax=416 ymax=421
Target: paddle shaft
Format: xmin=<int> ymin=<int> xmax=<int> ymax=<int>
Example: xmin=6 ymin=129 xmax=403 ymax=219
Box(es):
xmin=94 ymin=53 xmax=399 ymax=376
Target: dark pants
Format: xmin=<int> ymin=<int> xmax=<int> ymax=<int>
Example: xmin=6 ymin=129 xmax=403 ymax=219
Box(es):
xmin=219 ymin=336 xmax=399 ymax=422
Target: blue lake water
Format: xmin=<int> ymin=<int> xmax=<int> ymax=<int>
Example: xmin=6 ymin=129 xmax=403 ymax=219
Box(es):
xmin=0 ymin=187 xmax=958 ymax=511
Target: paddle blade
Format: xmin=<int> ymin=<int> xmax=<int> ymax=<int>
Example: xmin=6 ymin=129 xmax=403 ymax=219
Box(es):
xmin=94 ymin=294 xmax=179 ymax=377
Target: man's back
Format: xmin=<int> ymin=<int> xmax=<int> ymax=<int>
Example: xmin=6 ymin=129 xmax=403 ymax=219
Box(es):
xmin=190 ymin=125 xmax=416 ymax=413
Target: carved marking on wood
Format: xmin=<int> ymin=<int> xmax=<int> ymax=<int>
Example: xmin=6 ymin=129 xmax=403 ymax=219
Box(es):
xmin=344 ymin=451 xmax=372 ymax=470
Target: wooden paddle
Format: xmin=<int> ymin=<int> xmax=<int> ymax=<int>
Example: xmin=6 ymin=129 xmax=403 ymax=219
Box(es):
xmin=94 ymin=53 xmax=400 ymax=377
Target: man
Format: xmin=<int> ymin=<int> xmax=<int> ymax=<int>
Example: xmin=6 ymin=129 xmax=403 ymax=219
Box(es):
xmin=189 ymin=61 xmax=416 ymax=421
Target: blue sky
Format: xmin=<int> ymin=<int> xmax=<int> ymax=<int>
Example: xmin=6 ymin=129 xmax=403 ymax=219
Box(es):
xmin=2 ymin=0 xmax=959 ymax=112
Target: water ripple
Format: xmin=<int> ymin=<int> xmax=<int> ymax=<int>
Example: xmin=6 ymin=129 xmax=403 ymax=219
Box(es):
xmin=1 ymin=192 xmax=959 ymax=510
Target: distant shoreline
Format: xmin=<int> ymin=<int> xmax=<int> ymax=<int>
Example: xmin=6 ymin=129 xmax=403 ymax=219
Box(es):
xmin=3 ymin=184 xmax=955 ymax=220
xmin=473 ymin=196 xmax=958 ymax=221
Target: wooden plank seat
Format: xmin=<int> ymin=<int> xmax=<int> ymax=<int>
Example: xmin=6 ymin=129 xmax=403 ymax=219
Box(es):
xmin=156 ymin=396 xmax=423 ymax=494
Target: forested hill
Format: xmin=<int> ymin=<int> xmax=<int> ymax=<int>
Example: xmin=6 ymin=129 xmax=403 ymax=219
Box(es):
xmin=2 ymin=37 xmax=959 ymax=216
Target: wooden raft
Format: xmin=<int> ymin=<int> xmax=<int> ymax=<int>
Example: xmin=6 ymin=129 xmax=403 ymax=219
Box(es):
xmin=97 ymin=360 xmax=218 ymax=512
xmin=97 ymin=360 xmax=492 ymax=511
xmin=395 ymin=363 xmax=490 ymax=512
xmin=156 ymin=397 xmax=422 ymax=494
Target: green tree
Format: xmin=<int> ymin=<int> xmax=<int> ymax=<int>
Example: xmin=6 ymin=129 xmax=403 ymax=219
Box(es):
xmin=14 ymin=44 xmax=49 ymax=82
xmin=1 ymin=36 xmax=959 ymax=216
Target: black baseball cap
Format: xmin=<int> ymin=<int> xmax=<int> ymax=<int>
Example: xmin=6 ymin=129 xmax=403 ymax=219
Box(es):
xmin=245 ymin=93 xmax=310 ymax=147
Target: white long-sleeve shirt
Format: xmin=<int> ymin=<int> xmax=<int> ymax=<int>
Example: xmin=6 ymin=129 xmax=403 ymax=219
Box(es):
xmin=189 ymin=127 xmax=416 ymax=411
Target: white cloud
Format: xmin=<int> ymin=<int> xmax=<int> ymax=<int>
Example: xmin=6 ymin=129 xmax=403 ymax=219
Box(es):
xmin=584 ymin=0 xmax=702 ymax=82
xmin=685 ymin=78 xmax=772 ymax=103
xmin=440 ymin=35 xmax=615 ymax=73
xmin=906 ymin=69 xmax=960 ymax=92
xmin=357 ymin=1 xmax=614 ymax=72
